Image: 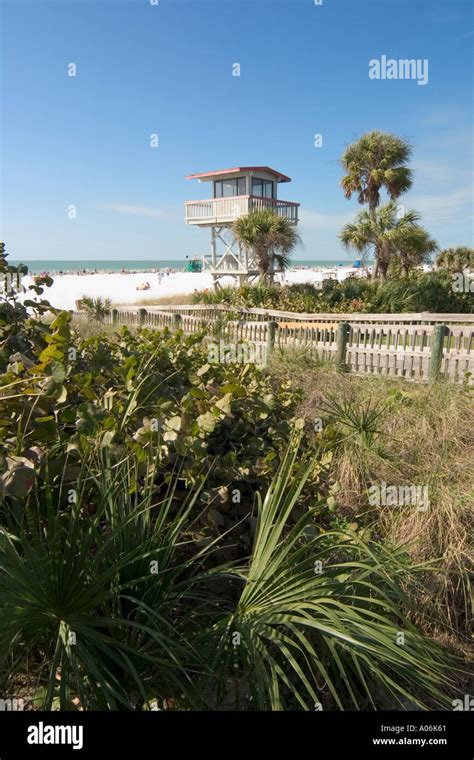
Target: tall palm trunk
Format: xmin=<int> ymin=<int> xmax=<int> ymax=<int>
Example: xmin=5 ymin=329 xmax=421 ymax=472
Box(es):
xmin=401 ymin=256 xmax=409 ymax=277
xmin=267 ymin=247 xmax=276 ymax=284
xmin=378 ymin=243 xmax=390 ymax=281
xmin=255 ymin=245 xmax=271 ymax=283
xmin=369 ymin=192 xmax=381 ymax=279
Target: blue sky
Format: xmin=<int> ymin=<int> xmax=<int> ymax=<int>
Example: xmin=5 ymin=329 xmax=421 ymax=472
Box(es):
xmin=1 ymin=0 xmax=472 ymax=261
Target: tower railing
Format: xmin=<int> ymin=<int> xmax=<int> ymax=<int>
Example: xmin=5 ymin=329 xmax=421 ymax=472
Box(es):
xmin=184 ymin=195 xmax=299 ymax=225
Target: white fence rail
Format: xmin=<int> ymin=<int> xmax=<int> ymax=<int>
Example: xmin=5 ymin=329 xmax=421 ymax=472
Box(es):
xmin=125 ymin=303 xmax=474 ymax=325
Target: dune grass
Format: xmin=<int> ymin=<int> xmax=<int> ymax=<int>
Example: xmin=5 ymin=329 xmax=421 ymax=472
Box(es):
xmin=126 ymin=293 xmax=196 ymax=306
xmin=268 ymin=350 xmax=474 ymax=659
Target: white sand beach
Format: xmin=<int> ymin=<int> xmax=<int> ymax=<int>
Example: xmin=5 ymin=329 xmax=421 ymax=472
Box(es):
xmin=21 ymin=266 xmax=369 ymax=311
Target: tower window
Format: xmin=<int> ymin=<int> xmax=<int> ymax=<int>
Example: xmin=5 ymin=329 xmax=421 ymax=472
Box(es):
xmin=252 ymin=178 xmax=274 ymax=198
xmin=214 ymin=178 xmax=246 ymax=198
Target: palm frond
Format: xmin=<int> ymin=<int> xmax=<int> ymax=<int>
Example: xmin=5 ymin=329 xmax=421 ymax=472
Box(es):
xmin=210 ymin=434 xmax=454 ymax=710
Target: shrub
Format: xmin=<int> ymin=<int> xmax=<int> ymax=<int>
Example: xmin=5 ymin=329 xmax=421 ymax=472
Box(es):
xmin=270 ymin=357 xmax=474 ymax=654
xmin=0 ymin=436 xmax=455 ymax=710
xmin=192 ymin=273 xmax=473 ymax=314
xmin=80 ymin=296 xmax=112 ymax=322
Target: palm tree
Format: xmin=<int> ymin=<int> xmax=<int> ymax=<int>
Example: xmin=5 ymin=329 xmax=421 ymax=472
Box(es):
xmin=340 ymin=202 xmax=437 ymax=281
xmin=436 ymin=246 xmax=474 ymax=273
xmin=340 ymin=131 xmax=413 ymax=276
xmin=81 ymin=295 xmax=112 ymax=322
xmin=397 ymin=234 xmax=438 ymax=277
xmin=232 ymin=209 xmax=300 ymax=282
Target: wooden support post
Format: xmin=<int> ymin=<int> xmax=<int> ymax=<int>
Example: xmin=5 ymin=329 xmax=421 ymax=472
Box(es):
xmin=138 ymin=308 xmax=147 ymax=325
xmin=336 ymin=321 xmax=350 ymax=371
xmin=172 ymin=313 xmax=182 ymax=332
xmin=266 ymin=320 xmax=277 ymax=362
xmin=211 ymin=227 xmax=217 ymax=268
xmin=429 ymin=324 xmax=448 ymax=382
xmin=111 ymin=308 xmax=118 ymax=324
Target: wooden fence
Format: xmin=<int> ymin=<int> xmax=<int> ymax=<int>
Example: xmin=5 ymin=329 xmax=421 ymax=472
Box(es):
xmin=120 ymin=303 xmax=474 ymax=325
xmin=72 ymin=306 xmax=474 ymax=384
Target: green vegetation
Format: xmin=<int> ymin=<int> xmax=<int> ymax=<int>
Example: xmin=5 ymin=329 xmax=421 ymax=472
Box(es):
xmin=340 ymin=201 xmax=437 ymax=280
xmin=80 ymin=295 xmax=112 ymax=322
xmin=192 ymin=272 xmax=473 ymax=313
xmin=0 ymin=434 xmax=457 ymax=711
xmin=340 ymin=131 xmax=413 ymax=213
xmin=340 ymin=131 xmax=414 ymax=277
xmin=232 ymin=208 xmax=301 ymax=281
xmin=270 ymin=353 xmax=473 ymax=655
xmin=0 ymin=249 xmax=470 ymax=711
xmin=436 ymin=247 xmax=474 ymax=273
xmin=1 ymin=304 xmax=303 ymax=516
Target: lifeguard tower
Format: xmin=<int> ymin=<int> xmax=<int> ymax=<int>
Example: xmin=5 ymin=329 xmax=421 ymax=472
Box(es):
xmin=184 ymin=166 xmax=299 ymax=286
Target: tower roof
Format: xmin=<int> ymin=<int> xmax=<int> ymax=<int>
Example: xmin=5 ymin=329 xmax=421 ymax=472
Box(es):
xmin=186 ymin=166 xmax=291 ymax=183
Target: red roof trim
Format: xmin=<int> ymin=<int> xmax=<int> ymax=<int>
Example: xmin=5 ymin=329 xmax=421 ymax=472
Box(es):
xmin=186 ymin=166 xmax=291 ymax=182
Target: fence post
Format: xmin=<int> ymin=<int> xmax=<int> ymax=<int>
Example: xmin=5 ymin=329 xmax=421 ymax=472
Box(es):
xmin=111 ymin=308 xmax=118 ymax=324
xmin=138 ymin=308 xmax=147 ymax=325
xmin=172 ymin=313 xmax=182 ymax=332
xmin=266 ymin=320 xmax=277 ymax=362
xmin=429 ymin=324 xmax=448 ymax=382
xmin=335 ymin=321 xmax=350 ymax=371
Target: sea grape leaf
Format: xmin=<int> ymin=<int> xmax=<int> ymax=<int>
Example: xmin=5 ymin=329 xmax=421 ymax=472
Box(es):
xmin=197 ymin=411 xmax=216 ymax=433
xmin=166 ymin=415 xmax=182 ymax=432
xmin=215 ymin=393 xmax=232 ymax=415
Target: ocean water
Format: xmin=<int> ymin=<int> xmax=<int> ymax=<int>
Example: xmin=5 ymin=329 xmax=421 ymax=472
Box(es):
xmin=11 ymin=259 xmax=357 ymax=274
